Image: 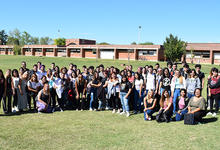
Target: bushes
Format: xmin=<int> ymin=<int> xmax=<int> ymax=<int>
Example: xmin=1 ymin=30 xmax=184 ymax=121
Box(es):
xmin=13 ymin=45 xmax=21 ymax=55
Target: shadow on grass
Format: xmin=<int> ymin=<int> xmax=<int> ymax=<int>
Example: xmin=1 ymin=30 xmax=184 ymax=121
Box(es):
xmin=0 ymin=109 xmax=37 ymax=117
xmin=202 ymin=117 xmax=218 ymax=124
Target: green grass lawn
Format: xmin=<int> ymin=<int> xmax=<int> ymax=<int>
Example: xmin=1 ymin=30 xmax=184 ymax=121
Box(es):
xmin=0 ymin=55 xmax=220 ymax=150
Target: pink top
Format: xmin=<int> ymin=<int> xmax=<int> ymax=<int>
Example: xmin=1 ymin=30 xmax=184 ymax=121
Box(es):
xmin=178 ymin=97 xmax=185 ymax=109
xmin=163 ymin=97 xmax=173 ymax=109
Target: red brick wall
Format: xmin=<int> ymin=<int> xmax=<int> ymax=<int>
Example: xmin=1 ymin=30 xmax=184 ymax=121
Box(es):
xmin=186 ymin=58 xmax=211 ymax=64
xmin=35 ymin=52 xmax=43 ymax=56
xmin=25 ymin=52 xmax=32 ymax=56
xmin=8 ymin=51 xmax=14 ymax=55
xmin=118 ymin=51 xmax=135 ymax=60
xmin=138 ymin=55 xmax=157 ymax=61
xmin=70 ymin=53 xmax=81 ymax=58
xmin=57 ymin=52 xmax=67 ymax=57
xmin=0 ymin=51 xmax=6 ymax=55
xmin=85 ymin=50 xmax=96 ymax=58
xmin=45 ymin=52 xmax=54 ymax=57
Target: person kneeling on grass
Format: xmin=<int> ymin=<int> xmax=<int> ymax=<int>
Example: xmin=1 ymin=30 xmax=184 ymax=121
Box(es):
xmin=175 ymin=89 xmax=189 ymax=121
xmin=156 ymin=90 xmax=173 ymax=123
xmin=187 ymin=88 xmax=206 ymax=123
xmin=36 ymin=82 xmax=53 ymax=113
xmin=144 ymin=89 xmax=157 ymax=121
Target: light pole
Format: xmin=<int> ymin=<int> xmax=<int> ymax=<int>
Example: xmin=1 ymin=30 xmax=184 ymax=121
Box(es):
xmin=138 ymin=26 xmax=141 ymax=44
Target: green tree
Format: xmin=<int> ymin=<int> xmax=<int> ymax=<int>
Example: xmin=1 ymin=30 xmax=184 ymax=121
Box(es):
xmin=40 ymin=37 xmax=52 ymax=45
xmin=54 ymin=38 xmax=66 ymax=46
xmin=0 ymin=30 xmax=8 ymax=45
xmin=7 ymin=29 xmax=21 ymax=45
xmin=21 ymin=31 xmax=32 ymax=45
xmin=138 ymin=42 xmax=154 ymax=45
xmin=131 ymin=42 xmax=137 ymax=45
xmin=31 ymin=37 xmax=39 ymax=44
xmin=163 ymin=34 xmax=186 ymax=62
xmin=13 ymin=45 xmax=21 ymax=55
xmin=97 ymin=42 xmax=110 ymax=45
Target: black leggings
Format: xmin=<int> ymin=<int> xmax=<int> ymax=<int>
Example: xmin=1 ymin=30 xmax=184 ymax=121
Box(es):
xmin=3 ymin=93 xmax=12 ymax=113
xmin=50 ymin=88 xmax=56 ymax=108
xmin=28 ymin=94 xmax=37 ymax=110
xmin=13 ymin=90 xmax=18 ymax=107
xmin=110 ymin=93 xmax=120 ymax=110
xmin=210 ymin=93 xmax=220 ymax=113
xmin=76 ymin=95 xmax=86 ymax=110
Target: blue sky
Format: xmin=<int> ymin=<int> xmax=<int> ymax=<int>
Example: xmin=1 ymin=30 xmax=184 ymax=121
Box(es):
xmin=1 ymin=0 xmax=220 ymax=44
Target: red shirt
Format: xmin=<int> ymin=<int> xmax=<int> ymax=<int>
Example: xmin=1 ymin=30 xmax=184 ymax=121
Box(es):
xmin=210 ymin=76 xmax=220 ymax=95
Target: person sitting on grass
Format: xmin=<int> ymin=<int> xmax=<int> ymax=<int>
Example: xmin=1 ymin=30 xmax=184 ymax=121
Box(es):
xmin=36 ymin=82 xmax=53 ymax=113
xmin=187 ymin=88 xmax=206 ymax=123
xmin=144 ymin=89 xmax=157 ymax=121
xmin=156 ymin=90 xmax=173 ymax=123
xmin=175 ymin=89 xmax=189 ymax=121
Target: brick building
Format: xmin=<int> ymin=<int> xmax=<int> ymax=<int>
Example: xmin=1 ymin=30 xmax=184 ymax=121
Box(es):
xmin=1 ymin=39 xmax=220 ymax=64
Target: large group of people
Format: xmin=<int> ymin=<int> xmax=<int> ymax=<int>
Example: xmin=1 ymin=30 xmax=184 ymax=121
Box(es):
xmin=0 ymin=60 xmax=219 ymax=124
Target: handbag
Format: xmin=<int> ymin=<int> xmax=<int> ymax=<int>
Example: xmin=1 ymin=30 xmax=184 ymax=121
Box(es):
xmin=184 ymin=113 xmax=195 ymax=125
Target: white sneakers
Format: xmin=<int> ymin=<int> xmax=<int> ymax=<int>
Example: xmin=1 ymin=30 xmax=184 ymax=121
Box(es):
xmin=120 ymin=111 xmax=125 ymax=115
xmin=207 ymin=112 xmax=212 ymax=116
xmin=206 ymin=112 xmax=217 ymax=117
xmin=126 ymin=112 xmax=130 ymax=117
xmin=212 ymin=113 xmax=217 ymax=117
xmin=112 ymin=109 xmax=116 ymax=113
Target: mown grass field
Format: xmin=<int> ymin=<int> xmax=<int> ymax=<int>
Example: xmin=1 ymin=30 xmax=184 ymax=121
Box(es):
xmin=0 ymin=55 xmax=220 ymax=150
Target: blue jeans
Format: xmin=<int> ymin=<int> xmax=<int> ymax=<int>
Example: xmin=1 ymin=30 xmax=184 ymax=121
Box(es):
xmin=134 ymin=89 xmax=143 ymax=112
xmin=120 ymin=92 xmax=129 ymax=112
xmin=144 ymin=109 xmax=155 ymax=120
xmin=90 ymin=91 xmax=97 ymax=109
xmin=175 ymin=109 xmax=188 ymax=121
xmin=173 ymin=89 xmax=181 ymax=113
xmin=187 ymin=93 xmax=194 ymax=100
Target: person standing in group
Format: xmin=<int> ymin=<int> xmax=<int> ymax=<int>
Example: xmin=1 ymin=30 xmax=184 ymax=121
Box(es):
xmin=171 ymin=70 xmax=186 ymax=113
xmin=53 ymin=72 xmax=63 ymax=112
xmin=3 ymin=69 xmax=13 ymax=114
xmin=145 ymin=65 xmax=157 ymax=95
xmin=17 ymin=71 xmax=29 ymax=112
xmin=27 ymin=74 xmax=41 ymax=111
xmin=186 ymin=69 xmax=200 ymax=99
xmin=208 ymin=68 xmax=220 ymax=117
xmin=89 ymin=72 xmax=100 ymax=111
xmin=119 ymin=76 xmax=132 ymax=117
xmin=104 ymin=72 xmax=119 ymax=113
xmin=0 ymin=70 xmax=5 ymax=112
xmin=12 ymin=69 xmax=20 ymax=112
xmin=144 ymin=89 xmax=157 ymax=121
xmin=75 ymin=73 xmax=87 ymax=111
xmin=133 ymin=72 xmax=144 ymax=114
xmin=195 ymin=64 xmax=205 ymax=89
xmin=159 ymin=68 xmax=172 ymax=96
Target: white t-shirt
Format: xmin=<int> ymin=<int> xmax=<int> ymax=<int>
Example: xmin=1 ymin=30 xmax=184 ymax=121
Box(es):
xmin=146 ymin=73 xmax=156 ymax=90
xmin=135 ymin=79 xmax=143 ymax=91
xmin=27 ymin=81 xmax=41 ymax=89
xmin=12 ymin=77 xmax=20 ymax=88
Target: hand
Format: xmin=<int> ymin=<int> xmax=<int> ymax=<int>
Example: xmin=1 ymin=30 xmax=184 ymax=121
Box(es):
xmin=155 ymin=90 xmax=157 ymax=94
xmin=76 ymin=94 xmax=79 ymax=99
xmin=158 ymin=91 xmax=161 ymax=95
xmin=144 ymin=108 xmax=147 ymax=111
xmin=125 ymin=95 xmax=128 ymax=99
xmin=178 ymin=110 xmax=181 ymax=114
xmin=208 ymin=93 xmax=211 ymax=97
xmin=13 ymin=91 xmax=15 ymax=95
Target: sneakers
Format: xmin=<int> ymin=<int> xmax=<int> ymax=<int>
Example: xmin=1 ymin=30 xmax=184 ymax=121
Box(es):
xmin=117 ymin=109 xmax=120 ymax=114
xmin=212 ymin=112 xmax=217 ymax=117
xmin=126 ymin=112 xmax=130 ymax=117
xmin=120 ymin=111 xmax=125 ymax=115
xmin=207 ymin=112 xmax=212 ymax=116
xmin=60 ymin=108 xmax=63 ymax=112
xmin=112 ymin=109 xmax=116 ymax=114
xmin=89 ymin=108 xmax=93 ymax=111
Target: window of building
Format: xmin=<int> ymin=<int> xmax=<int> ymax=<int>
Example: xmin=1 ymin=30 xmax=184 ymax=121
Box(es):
xmin=25 ymin=48 xmax=31 ymax=52
xmin=45 ymin=49 xmax=53 ymax=52
xmin=0 ymin=48 xmax=5 ymax=51
xmin=139 ymin=50 xmax=156 ymax=56
xmin=70 ymin=49 xmax=80 ymax=53
xmin=57 ymin=49 xmax=66 ymax=53
xmin=35 ymin=48 xmax=42 ymax=52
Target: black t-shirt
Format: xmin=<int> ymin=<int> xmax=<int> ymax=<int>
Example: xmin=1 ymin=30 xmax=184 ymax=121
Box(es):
xmin=161 ymin=76 xmax=171 ymax=90
xmin=120 ymin=81 xmax=132 ymax=93
xmin=197 ymin=71 xmax=205 ymax=83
